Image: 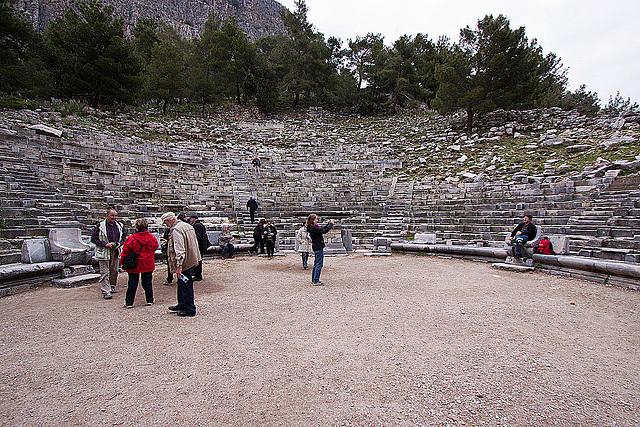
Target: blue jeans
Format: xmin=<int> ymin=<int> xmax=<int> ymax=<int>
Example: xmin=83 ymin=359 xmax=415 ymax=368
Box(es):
xmin=301 ymin=252 xmax=309 ymax=268
xmin=221 ymin=244 xmax=234 ymax=258
xmin=513 ymin=235 xmax=529 ymax=257
xmin=312 ymin=249 xmax=324 ymax=283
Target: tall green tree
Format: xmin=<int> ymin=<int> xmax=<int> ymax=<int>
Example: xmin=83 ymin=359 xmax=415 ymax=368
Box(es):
xmin=0 ymin=1 xmax=50 ymax=98
xmin=45 ymin=0 xmax=141 ymax=107
xmin=568 ymin=84 xmax=600 ymax=116
xmin=279 ymin=0 xmax=333 ymax=107
xmin=144 ymin=25 xmax=188 ymax=113
xmin=133 ymin=17 xmax=160 ymax=65
xmin=220 ymin=18 xmax=259 ymax=104
xmin=345 ymin=33 xmax=388 ymax=114
xmin=189 ymin=13 xmax=237 ymax=114
xmin=604 ymin=91 xmax=638 ymax=115
xmin=433 ymin=14 xmax=558 ymax=131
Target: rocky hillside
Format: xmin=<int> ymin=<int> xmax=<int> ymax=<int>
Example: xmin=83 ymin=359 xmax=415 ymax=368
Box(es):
xmin=14 ymin=0 xmax=287 ymax=41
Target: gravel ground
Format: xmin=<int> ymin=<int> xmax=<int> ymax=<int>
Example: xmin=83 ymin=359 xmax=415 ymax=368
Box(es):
xmin=0 ymin=253 xmax=638 ymax=426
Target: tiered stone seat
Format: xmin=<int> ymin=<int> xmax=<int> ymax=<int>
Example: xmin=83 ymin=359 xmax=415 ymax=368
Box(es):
xmin=1 ymin=108 xmax=639 ymax=288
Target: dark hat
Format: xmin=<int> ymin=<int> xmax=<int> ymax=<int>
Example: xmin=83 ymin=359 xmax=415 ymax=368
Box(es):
xmin=189 ymin=214 xmax=198 ymax=219
xmin=177 ymin=212 xmax=186 ymax=220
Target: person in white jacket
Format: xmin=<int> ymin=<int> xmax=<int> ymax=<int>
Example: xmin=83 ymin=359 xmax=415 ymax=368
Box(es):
xmin=295 ymin=222 xmax=312 ymax=269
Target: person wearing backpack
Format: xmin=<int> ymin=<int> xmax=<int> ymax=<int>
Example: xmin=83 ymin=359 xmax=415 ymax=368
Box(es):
xmin=120 ymin=218 xmax=159 ymax=308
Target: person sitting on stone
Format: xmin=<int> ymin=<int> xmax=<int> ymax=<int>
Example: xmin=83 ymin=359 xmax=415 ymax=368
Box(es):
xmin=507 ymin=214 xmax=537 ymax=259
xmin=218 ymin=225 xmax=235 ymax=260
xmin=252 ymin=157 xmax=261 ymax=176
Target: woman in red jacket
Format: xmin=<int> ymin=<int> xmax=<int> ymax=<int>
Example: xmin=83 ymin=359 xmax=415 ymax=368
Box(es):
xmin=120 ymin=218 xmax=159 ymax=308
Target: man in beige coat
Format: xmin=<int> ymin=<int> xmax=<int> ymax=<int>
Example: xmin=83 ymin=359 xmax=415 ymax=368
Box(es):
xmin=161 ymin=212 xmax=201 ymax=317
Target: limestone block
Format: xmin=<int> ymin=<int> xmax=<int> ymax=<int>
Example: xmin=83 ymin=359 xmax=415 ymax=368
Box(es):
xmin=414 ymin=233 xmax=436 ymax=244
xmin=566 ymin=144 xmax=592 ymax=154
xmin=548 ymin=235 xmax=570 ymax=255
xmin=341 ymin=229 xmax=353 ymax=252
xmin=0 ymin=261 xmax=64 ymax=282
xmin=53 ymin=273 xmax=100 ymax=288
xmin=373 ymin=237 xmax=392 ymax=252
xmin=207 ymin=231 xmax=221 ymax=249
xmin=21 ymin=239 xmax=52 ymax=264
xmin=28 ymin=124 xmax=63 ymax=138
xmin=625 ymin=253 xmax=640 ymax=263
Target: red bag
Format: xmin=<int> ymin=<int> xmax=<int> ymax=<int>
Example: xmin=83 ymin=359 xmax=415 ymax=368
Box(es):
xmin=536 ymin=238 xmax=554 ymax=255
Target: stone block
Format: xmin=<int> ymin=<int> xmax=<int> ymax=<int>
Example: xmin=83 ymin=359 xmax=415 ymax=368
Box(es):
xmin=341 ymin=229 xmax=353 ymax=251
xmin=373 ymin=237 xmax=392 ymax=252
xmin=207 ymin=231 xmax=221 ymax=249
xmin=414 ymin=233 xmax=436 ymax=244
xmin=21 ymin=239 xmax=52 ymax=264
xmin=625 ymin=253 xmax=640 ymax=263
xmin=28 ymin=124 xmax=63 ymax=138
xmin=53 ymin=273 xmax=100 ymax=288
xmin=548 ymin=235 xmax=570 ymax=255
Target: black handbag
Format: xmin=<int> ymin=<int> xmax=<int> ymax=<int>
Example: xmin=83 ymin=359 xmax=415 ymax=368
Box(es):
xmin=121 ymin=251 xmax=139 ymax=270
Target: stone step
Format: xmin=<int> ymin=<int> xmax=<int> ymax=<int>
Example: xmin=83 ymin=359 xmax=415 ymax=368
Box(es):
xmin=0 ymin=250 xmax=21 ymax=265
xmin=52 ymin=273 xmax=100 ymax=288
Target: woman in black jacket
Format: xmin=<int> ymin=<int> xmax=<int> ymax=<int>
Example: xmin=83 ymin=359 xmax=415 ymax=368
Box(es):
xmin=250 ymin=219 xmax=265 ymax=255
xmin=262 ymin=220 xmax=278 ymax=259
xmin=306 ymin=213 xmax=333 ymax=286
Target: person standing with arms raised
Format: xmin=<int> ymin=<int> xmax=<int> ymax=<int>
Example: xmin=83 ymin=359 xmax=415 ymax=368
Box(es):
xmin=306 ymin=214 xmax=333 ymax=286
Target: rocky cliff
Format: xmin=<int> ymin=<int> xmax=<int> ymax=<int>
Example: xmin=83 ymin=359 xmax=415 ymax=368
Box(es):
xmin=14 ymin=0 xmax=287 ymax=41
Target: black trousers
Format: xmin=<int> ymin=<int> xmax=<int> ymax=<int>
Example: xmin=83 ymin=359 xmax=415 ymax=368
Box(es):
xmin=193 ymin=259 xmax=203 ymax=279
xmin=126 ymin=271 xmax=153 ymax=306
xmin=266 ymin=240 xmax=275 ymax=257
xmin=250 ymin=238 xmax=264 ymax=254
xmin=165 ymin=254 xmax=173 ymax=283
xmin=177 ymin=266 xmax=196 ymax=315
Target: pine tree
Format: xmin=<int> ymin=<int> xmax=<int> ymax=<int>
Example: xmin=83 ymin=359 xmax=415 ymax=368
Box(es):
xmin=45 ymin=0 xmax=141 ymax=107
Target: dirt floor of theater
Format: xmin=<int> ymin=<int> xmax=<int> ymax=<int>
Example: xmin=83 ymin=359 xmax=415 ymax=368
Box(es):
xmin=0 ymin=253 xmax=638 ymax=426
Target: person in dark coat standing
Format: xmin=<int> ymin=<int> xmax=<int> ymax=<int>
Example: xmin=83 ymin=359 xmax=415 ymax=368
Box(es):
xmin=246 ymin=197 xmax=258 ymax=223
xmin=189 ymin=214 xmax=209 ymax=281
xmin=250 ymin=219 xmax=265 ymax=255
xmin=120 ymin=218 xmax=159 ymax=308
xmin=307 ymin=214 xmax=333 ymax=286
xmin=262 ymin=220 xmax=278 ymax=259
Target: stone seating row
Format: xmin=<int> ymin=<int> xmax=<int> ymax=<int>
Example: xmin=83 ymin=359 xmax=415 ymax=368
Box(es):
xmin=390 ymin=241 xmax=640 ymax=291
xmin=2 ymin=121 xmax=639 ymax=265
xmin=0 ymin=228 xmax=102 ymax=296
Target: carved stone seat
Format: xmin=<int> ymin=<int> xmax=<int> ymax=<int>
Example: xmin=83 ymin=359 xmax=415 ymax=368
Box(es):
xmin=49 ymin=228 xmax=92 ymax=266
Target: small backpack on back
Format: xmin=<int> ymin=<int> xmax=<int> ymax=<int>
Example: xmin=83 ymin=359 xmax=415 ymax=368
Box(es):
xmin=536 ymin=238 xmax=554 ymax=255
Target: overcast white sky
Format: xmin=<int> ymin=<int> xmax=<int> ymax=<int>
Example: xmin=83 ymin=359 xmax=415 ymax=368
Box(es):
xmin=277 ymin=0 xmax=640 ymax=106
